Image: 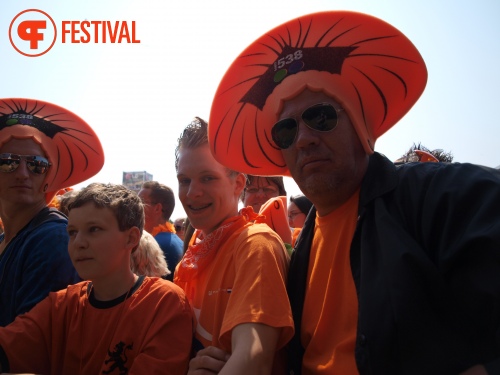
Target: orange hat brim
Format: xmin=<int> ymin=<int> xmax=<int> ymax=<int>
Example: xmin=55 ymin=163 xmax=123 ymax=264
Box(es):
xmin=0 ymin=98 xmax=104 ymax=201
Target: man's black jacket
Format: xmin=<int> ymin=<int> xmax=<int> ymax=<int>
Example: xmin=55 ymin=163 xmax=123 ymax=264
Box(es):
xmin=288 ymin=152 xmax=500 ymax=375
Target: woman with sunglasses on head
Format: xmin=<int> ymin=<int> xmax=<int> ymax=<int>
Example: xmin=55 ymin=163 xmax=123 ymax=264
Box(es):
xmin=174 ymin=117 xmax=293 ymax=375
xmin=0 ymin=98 xmax=104 ymax=326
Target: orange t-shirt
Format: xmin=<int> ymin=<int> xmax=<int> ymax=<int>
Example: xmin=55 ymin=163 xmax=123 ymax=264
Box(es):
xmin=292 ymin=227 xmax=302 ymax=247
xmin=301 ymin=189 xmax=360 ymax=374
xmin=0 ymin=277 xmax=193 ymax=375
xmin=175 ymin=222 xmax=294 ymax=353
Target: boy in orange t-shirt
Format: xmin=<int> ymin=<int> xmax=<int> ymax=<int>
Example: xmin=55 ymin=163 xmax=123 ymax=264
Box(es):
xmin=0 ymin=183 xmax=193 ymax=375
xmin=174 ymin=117 xmax=294 ymax=374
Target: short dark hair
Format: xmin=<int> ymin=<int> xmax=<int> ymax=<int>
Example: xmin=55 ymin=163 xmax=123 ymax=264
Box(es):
xmin=290 ymin=194 xmax=313 ymax=215
xmin=68 ymin=183 xmax=144 ymax=235
xmin=141 ymin=181 xmax=175 ymax=221
xmin=175 ymin=117 xmax=209 ymax=172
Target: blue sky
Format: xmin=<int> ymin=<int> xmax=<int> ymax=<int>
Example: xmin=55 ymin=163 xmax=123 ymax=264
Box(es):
xmin=1 ymin=0 xmax=499 ymax=219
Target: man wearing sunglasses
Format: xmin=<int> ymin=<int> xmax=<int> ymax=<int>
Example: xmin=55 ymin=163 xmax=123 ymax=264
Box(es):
xmin=0 ymin=98 xmax=104 ymax=326
xmin=208 ymin=11 xmax=500 ymax=375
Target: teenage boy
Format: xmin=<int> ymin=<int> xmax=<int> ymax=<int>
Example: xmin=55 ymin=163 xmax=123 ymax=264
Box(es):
xmin=174 ymin=118 xmax=293 ymax=374
xmin=0 ymin=183 xmax=194 ymax=375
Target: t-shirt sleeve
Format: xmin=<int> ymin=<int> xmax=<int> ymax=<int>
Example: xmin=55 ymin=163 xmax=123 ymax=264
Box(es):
xmin=219 ymin=227 xmax=294 ymax=350
xmin=0 ymin=295 xmax=53 ymax=374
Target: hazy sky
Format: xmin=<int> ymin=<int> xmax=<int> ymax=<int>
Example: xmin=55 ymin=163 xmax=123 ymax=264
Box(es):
xmin=2 ymin=0 xmax=499 ymax=219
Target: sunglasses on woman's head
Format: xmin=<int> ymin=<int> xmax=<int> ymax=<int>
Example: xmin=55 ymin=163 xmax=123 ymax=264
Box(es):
xmin=0 ymin=153 xmax=51 ymax=175
xmin=271 ymin=103 xmax=343 ymax=149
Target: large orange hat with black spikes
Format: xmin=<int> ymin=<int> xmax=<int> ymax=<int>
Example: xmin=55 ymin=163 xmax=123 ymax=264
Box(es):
xmin=0 ymin=98 xmax=104 ymax=202
xmin=209 ymin=11 xmax=427 ymax=176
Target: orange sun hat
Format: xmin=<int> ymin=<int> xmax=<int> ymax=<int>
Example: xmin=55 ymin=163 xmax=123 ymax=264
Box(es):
xmin=209 ymin=11 xmax=428 ymax=176
xmin=0 ymin=98 xmax=104 ymax=202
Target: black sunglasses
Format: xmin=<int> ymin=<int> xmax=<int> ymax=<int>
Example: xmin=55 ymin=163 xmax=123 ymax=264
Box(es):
xmin=0 ymin=153 xmax=51 ymax=175
xmin=271 ymin=103 xmax=343 ymax=149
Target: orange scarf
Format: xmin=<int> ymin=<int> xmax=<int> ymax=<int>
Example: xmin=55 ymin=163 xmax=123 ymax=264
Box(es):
xmin=151 ymin=222 xmax=176 ymax=237
xmin=176 ymin=207 xmax=259 ymax=282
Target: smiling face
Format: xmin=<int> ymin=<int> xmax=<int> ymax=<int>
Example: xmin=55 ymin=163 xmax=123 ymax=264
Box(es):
xmin=0 ymin=138 xmax=48 ymax=210
xmin=279 ymin=90 xmax=369 ymax=216
xmin=67 ymin=202 xmax=140 ymax=283
xmin=177 ymin=144 xmax=245 ymax=236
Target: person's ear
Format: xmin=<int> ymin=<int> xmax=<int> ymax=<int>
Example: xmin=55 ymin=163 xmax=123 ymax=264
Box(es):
xmin=153 ymin=202 xmax=163 ymax=215
xmin=126 ymin=227 xmax=141 ymax=252
xmin=234 ymin=173 xmax=246 ymax=196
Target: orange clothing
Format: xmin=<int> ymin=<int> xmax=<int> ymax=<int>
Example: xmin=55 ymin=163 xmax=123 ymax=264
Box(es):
xmin=292 ymin=227 xmax=302 ymax=247
xmin=257 ymin=196 xmax=293 ymax=245
xmin=302 ymin=190 xmax=360 ymax=374
xmin=0 ymin=277 xmax=193 ymax=375
xmin=175 ymin=222 xmax=294 ymax=353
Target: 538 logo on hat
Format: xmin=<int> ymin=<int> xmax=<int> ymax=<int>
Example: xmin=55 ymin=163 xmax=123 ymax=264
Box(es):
xmin=9 ymin=9 xmax=141 ymax=57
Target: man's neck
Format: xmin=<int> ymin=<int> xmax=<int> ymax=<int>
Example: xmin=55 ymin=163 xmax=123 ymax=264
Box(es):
xmin=146 ymin=217 xmax=166 ymax=233
xmin=0 ymin=201 xmax=48 ymax=244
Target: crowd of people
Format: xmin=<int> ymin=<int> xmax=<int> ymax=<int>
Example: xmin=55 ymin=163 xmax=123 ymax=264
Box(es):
xmin=0 ymin=10 xmax=499 ymax=375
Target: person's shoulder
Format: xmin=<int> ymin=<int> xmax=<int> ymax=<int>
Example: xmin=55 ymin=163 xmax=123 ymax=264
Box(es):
xmin=155 ymin=231 xmax=183 ymax=250
xmin=138 ymin=277 xmax=193 ymax=314
xmin=397 ymin=161 xmax=500 ymax=184
xmin=27 ymin=208 xmax=68 ymax=236
xmin=165 ymin=231 xmax=183 ymax=248
xmin=55 ymin=280 xmax=88 ymax=294
xmin=240 ymin=221 xmax=281 ymax=237
xmin=154 ymin=231 xmax=178 ymax=242
xmin=233 ymin=223 xmax=287 ymax=256
xmin=139 ymin=277 xmax=189 ymax=302
xmin=47 ymin=280 xmax=89 ymax=304
xmin=13 ymin=213 xmax=69 ymax=253
xmin=392 ymin=162 xmax=500 ymax=206
xmin=171 ymin=232 xmax=183 ymax=246
xmin=32 ymin=207 xmax=68 ymax=227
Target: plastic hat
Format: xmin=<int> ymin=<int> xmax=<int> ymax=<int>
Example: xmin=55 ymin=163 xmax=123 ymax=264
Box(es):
xmin=209 ymin=11 xmax=428 ymax=176
xmin=414 ymin=150 xmax=439 ymax=163
xmin=394 ymin=149 xmax=439 ymax=164
xmin=256 ymin=196 xmax=292 ymax=245
xmin=0 ymin=98 xmax=104 ymax=202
